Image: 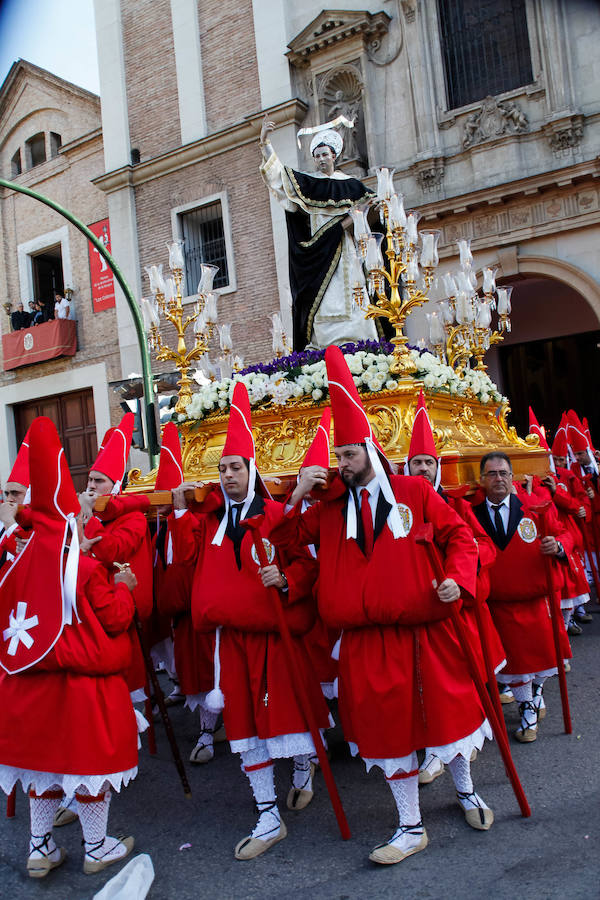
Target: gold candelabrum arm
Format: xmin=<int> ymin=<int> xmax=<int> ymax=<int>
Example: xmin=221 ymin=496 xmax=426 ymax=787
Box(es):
xmin=148 ymin=266 xmax=218 ymax=415
xmin=362 ymin=221 xmax=435 ymax=376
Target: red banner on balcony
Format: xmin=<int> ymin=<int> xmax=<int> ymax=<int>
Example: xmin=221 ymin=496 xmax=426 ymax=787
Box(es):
xmin=2 ymin=320 xmax=77 ymax=371
xmin=88 ymin=218 xmax=116 ymax=312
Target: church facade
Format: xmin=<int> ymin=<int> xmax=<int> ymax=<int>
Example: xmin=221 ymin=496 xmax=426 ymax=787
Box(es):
xmin=1 ymin=1 xmax=599 ymax=479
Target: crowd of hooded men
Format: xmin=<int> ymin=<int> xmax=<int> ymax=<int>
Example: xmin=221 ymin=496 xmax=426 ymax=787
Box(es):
xmin=0 ymin=345 xmax=598 ymax=884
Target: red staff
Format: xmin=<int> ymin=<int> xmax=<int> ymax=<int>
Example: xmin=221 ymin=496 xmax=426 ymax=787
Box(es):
xmin=529 ymin=503 xmax=572 ymax=734
xmin=242 ymin=514 xmax=351 ymax=840
xmin=415 ymin=524 xmax=531 ymax=818
xmin=6 ymin=786 xmax=16 ymax=818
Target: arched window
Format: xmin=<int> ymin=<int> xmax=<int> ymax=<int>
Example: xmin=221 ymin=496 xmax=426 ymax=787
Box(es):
xmin=25 ymin=132 xmax=46 ymax=168
xmin=50 ymin=132 xmax=62 ymax=157
xmin=11 ymin=149 xmax=22 ymax=177
xmin=438 ymin=0 xmax=533 ymax=110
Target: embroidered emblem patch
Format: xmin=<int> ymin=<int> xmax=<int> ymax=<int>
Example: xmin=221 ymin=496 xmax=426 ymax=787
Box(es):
xmin=517 ymin=517 xmax=537 ymax=543
xmin=395 ymin=503 xmax=413 ymax=538
xmin=251 ymin=538 xmax=276 ymax=566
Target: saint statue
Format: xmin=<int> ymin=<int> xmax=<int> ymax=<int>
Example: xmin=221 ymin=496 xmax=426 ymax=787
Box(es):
xmin=259 ymin=116 xmax=380 ymax=351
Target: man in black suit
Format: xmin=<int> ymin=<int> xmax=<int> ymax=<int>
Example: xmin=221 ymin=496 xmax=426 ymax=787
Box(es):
xmin=10 ymin=302 xmax=31 ymax=331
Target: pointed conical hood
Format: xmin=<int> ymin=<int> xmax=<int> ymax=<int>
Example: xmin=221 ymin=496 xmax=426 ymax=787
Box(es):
xmin=98 ymin=426 xmax=116 ymax=453
xmin=155 ymin=422 xmax=184 ymax=490
xmin=325 ymin=346 xmax=383 ymax=451
xmin=566 ymin=409 xmax=589 ymax=453
xmin=5 ymin=425 xmax=32 ymax=489
xmin=302 ymin=408 xmax=331 ymax=469
xmin=30 ymin=417 xmax=79 ymax=520
xmin=324 ymin=346 xmax=404 ymax=539
xmin=222 ymin=382 xmax=254 ymax=461
xmin=408 ymin=391 xmax=438 ymax=461
xmin=583 ymin=417 xmax=596 ymax=454
xmin=90 ymin=412 xmax=134 ymax=490
xmin=552 ymin=413 xmax=568 ymax=457
xmin=528 ymin=406 xmax=550 ymax=451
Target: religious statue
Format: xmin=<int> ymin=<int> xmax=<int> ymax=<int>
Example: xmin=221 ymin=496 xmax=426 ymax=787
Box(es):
xmin=259 ymin=116 xmax=380 ymax=351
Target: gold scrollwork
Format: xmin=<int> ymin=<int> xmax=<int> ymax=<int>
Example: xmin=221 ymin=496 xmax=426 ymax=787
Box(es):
xmin=453 ymin=404 xmax=485 ymax=446
xmin=254 ymin=417 xmax=320 ymax=474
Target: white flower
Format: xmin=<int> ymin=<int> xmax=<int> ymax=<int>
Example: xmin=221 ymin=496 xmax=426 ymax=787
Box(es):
xmin=385 ymin=379 xmax=398 ymax=390
xmin=312 ymin=388 xmax=323 ymax=401
xmin=424 ymin=374 xmax=436 ymax=388
xmin=480 ymin=392 xmax=490 ymax=404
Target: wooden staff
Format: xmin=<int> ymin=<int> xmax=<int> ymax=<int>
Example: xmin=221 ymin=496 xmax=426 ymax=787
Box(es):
xmin=529 ymin=504 xmax=572 ymax=734
xmin=115 ymin=564 xmax=192 ymax=798
xmin=415 ymin=524 xmax=531 ymax=818
xmin=469 ymin=597 xmax=507 ymax=738
xmin=242 ymin=514 xmax=351 ymax=840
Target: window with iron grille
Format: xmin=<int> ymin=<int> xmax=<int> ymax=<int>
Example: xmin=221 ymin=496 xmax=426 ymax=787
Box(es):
xmin=180 ymin=201 xmax=229 ymax=294
xmin=438 ymin=0 xmax=533 ymax=111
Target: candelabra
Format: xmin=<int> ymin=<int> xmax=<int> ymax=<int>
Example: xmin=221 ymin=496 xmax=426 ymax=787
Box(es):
xmin=351 ymin=167 xmax=441 ymax=376
xmin=270 ymin=312 xmax=291 ymax=359
xmin=428 ymin=241 xmax=513 ymax=373
xmin=141 ymin=241 xmax=233 ymax=414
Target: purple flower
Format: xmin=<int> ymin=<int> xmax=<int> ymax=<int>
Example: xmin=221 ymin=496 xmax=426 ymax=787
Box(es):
xmin=237 ymin=340 xmax=400 ymax=378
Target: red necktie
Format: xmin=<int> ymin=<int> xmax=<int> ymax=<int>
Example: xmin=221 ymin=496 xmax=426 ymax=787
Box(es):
xmin=360 ymin=488 xmax=374 ymax=558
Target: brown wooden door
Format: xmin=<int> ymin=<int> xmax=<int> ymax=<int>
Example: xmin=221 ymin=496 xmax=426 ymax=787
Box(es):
xmin=13 ymin=389 xmax=97 ymax=492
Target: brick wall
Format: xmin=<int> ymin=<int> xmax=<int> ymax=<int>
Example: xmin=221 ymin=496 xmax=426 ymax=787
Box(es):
xmin=121 ymin=0 xmax=181 ymax=163
xmin=134 ymin=138 xmax=278 ymax=370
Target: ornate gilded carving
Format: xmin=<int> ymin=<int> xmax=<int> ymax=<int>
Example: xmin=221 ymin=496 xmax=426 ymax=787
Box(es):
xmin=254 ymin=417 xmax=321 ymax=472
xmin=126 ymin=390 xmax=549 ymax=494
xmin=452 ymin=404 xmax=485 ymax=446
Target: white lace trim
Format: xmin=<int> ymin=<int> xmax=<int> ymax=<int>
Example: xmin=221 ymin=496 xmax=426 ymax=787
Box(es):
xmin=184 ymin=691 xmax=210 ymax=713
xmin=229 ymin=731 xmax=323 ymax=759
xmin=0 ymin=764 xmax=138 ymax=796
xmin=501 ymin=668 xmax=558 ymax=684
xmin=560 ymin=598 xmax=575 ymax=610
xmin=357 ymin=720 xmax=493 ymax=777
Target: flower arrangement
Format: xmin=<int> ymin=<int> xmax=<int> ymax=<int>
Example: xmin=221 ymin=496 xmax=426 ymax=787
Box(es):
xmin=180 ymin=341 xmax=506 ymax=423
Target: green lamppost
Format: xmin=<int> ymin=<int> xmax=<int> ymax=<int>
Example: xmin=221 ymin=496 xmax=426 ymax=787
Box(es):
xmin=0 ymin=177 xmax=159 ymax=466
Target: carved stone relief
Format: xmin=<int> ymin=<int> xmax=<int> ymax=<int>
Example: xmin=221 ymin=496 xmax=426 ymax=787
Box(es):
xmin=462 ymin=96 xmax=529 ymax=148
xmin=316 ymin=63 xmax=368 ymax=171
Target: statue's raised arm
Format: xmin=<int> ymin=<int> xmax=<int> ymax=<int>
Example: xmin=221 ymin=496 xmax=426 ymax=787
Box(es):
xmin=259 ymin=120 xmax=380 ymax=352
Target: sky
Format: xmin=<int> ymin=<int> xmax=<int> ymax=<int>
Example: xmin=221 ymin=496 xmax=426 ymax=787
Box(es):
xmin=0 ymin=0 xmax=99 ymax=94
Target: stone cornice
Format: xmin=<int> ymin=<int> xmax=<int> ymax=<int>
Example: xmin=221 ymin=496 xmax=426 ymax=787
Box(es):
xmin=59 ymin=127 xmax=103 ymax=156
xmin=415 ymin=157 xmax=600 ymax=223
xmin=286 ymin=10 xmax=391 ymax=66
xmin=92 ymin=98 xmax=308 ymax=194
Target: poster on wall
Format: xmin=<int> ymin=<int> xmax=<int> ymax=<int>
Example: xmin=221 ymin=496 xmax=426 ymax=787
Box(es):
xmin=88 ymin=218 xmax=116 ymax=312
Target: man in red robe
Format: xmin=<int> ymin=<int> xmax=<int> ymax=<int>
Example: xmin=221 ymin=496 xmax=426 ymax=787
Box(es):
xmin=0 ymin=418 xmax=138 ymax=879
xmin=472 ymin=451 xmax=572 ymax=742
xmin=404 ymin=391 xmax=503 ymax=786
xmin=170 ymin=382 xmax=330 ymax=860
xmin=78 ymin=414 xmax=153 ymax=698
xmin=273 ymin=347 xmax=492 ymax=867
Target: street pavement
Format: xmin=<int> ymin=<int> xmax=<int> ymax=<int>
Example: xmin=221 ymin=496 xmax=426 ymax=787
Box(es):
xmin=2 ymin=607 xmax=600 ymax=899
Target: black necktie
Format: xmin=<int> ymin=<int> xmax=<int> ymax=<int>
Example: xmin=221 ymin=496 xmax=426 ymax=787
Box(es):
xmin=231 ymin=503 xmax=243 ymax=531
xmin=491 ymin=503 xmax=505 ymax=538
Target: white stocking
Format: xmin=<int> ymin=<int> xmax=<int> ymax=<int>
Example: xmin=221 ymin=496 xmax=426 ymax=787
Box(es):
xmin=292 ymin=754 xmax=313 ymax=792
xmin=76 ymin=785 xmax=128 ymax=863
xmin=448 ymin=754 xmax=490 ymax=811
xmin=240 ymin=748 xmax=280 ymax=841
xmin=29 ymin=786 xmax=63 ymax=860
xmin=382 ymin=752 xmax=424 ymax=848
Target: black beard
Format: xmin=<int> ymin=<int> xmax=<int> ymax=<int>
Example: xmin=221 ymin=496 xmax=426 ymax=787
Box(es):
xmin=341 ymin=461 xmax=373 ymax=488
